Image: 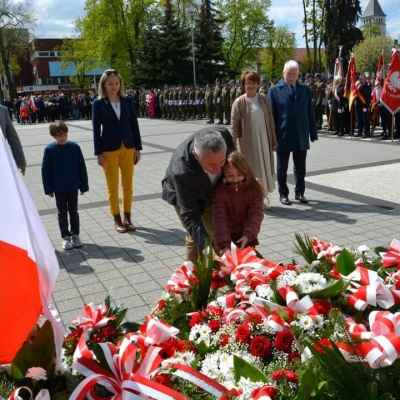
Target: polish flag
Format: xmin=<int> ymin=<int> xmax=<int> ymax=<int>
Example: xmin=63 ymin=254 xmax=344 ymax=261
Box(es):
xmin=29 ymin=95 xmax=37 ymax=112
xmin=372 ymin=52 xmax=384 ymax=107
xmin=381 ymin=49 xmax=400 ymax=115
xmin=0 ymin=130 xmax=63 ymax=363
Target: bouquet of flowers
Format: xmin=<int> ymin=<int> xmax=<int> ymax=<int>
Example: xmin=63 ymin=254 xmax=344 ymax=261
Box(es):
xmin=4 ymin=235 xmax=400 ymax=400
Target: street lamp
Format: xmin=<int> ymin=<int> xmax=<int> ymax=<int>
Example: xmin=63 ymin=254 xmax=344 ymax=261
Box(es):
xmin=188 ymin=10 xmax=196 ymax=86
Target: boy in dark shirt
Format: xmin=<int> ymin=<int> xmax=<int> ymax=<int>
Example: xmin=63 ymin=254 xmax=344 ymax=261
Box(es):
xmin=41 ymin=120 xmax=88 ymax=249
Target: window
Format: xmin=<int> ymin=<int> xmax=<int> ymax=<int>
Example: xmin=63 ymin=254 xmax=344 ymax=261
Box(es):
xmin=38 ymin=51 xmax=49 ymax=57
xmin=49 ymin=51 xmax=55 ymax=57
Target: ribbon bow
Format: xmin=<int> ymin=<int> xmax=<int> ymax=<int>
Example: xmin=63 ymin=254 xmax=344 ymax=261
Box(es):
xmin=167 ymin=261 xmax=198 ymax=295
xmin=8 ymin=388 xmax=50 ymax=400
xmin=382 ymin=239 xmax=400 ymax=268
xmin=72 ymin=303 xmax=115 ymax=330
xmin=70 ymin=338 xmax=186 ymax=400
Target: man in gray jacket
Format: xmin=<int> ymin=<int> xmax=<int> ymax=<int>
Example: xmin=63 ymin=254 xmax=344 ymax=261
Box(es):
xmin=1 ymin=104 xmax=26 ymax=174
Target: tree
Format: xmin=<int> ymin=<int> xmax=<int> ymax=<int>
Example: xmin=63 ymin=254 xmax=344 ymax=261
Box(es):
xmin=262 ymin=25 xmax=296 ymax=78
xmin=323 ymin=0 xmax=363 ymax=73
xmin=216 ymin=0 xmax=273 ymax=78
xmin=352 ymin=35 xmax=393 ymax=75
xmin=360 ymin=22 xmax=382 ymax=39
xmin=58 ymin=21 xmax=98 ymax=92
xmin=79 ymin=0 xmax=155 ymax=84
xmin=194 ymin=0 xmax=225 ymax=83
xmin=0 ymin=0 xmax=36 ymax=99
xmin=135 ymin=0 xmax=192 ymax=86
xmin=302 ymin=0 xmax=325 ymax=72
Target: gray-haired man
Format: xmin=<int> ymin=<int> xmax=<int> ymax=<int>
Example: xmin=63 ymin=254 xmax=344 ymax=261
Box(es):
xmin=162 ymin=127 xmax=235 ymax=261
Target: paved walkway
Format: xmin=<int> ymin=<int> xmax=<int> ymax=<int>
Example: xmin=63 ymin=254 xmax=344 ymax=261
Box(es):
xmin=16 ymin=118 xmax=400 ymax=328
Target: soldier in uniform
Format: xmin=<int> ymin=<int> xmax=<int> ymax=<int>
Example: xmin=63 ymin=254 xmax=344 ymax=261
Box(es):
xmin=194 ymin=84 xmax=202 ymax=120
xmin=172 ymin=86 xmax=179 ymax=120
xmin=163 ymin=84 xmax=170 ymax=119
xmin=235 ymin=79 xmax=243 ymax=98
xmin=229 ymin=79 xmax=238 ymax=116
xmin=177 ymin=84 xmax=186 ymax=121
xmin=205 ymin=84 xmax=214 ymax=123
xmin=213 ymin=78 xmax=223 ymax=124
xmin=312 ymin=73 xmax=325 ymax=130
xmin=221 ymin=81 xmax=231 ymax=125
xmin=324 ymin=75 xmax=334 ymax=131
xmin=140 ymin=88 xmax=147 ymax=118
xmin=188 ymin=86 xmax=196 ymax=119
xmin=258 ymin=78 xmax=268 ymax=95
xmin=270 ymin=74 xmax=278 ymax=87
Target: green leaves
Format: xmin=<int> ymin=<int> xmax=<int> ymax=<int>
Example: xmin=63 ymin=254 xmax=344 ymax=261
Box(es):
xmin=309 ymin=279 xmax=348 ymax=299
xmin=233 ymin=355 xmax=269 ymax=384
xmin=10 ymin=321 xmax=55 ymax=380
xmin=294 ymin=233 xmax=317 ymax=264
xmin=335 ymin=249 xmax=356 ymax=276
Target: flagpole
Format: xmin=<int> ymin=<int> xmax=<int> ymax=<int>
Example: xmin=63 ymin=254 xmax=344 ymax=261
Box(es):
xmin=391 ymin=115 xmax=394 ymax=142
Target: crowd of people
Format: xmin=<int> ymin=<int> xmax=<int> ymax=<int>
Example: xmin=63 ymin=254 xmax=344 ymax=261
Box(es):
xmin=5 ymin=58 xmax=400 ymax=258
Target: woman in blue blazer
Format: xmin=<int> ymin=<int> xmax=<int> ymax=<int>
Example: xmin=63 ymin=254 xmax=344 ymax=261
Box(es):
xmin=92 ymin=69 xmax=142 ymax=232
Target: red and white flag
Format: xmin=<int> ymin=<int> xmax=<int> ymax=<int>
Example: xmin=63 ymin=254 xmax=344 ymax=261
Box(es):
xmin=381 ymin=49 xmax=400 ymax=115
xmin=334 ymin=46 xmax=343 ymax=78
xmin=29 ymin=95 xmax=37 ymax=112
xmin=372 ymin=52 xmax=385 ymax=107
xmin=0 ymin=131 xmax=63 ymax=363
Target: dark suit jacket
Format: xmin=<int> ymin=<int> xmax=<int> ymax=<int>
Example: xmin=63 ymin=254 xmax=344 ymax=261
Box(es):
xmin=330 ymin=84 xmax=344 ymax=112
xmin=268 ymin=79 xmax=318 ymax=153
xmin=92 ymin=97 xmax=142 ymax=155
xmin=0 ymin=105 xmax=26 ymax=167
xmin=162 ymin=126 xmax=235 ymax=250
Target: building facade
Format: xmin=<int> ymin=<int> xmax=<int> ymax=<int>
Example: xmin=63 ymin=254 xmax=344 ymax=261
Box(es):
xmin=360 ymin=0 xmax=386 ymax=36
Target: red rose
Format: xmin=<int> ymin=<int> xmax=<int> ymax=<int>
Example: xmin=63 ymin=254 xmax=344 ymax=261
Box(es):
xmin=157 ymin=299 xmax=165 ymax=311
xmin=208 ymin=320 xmax=221 ymax=333
xmin=189 ymin=315 xmax=203 ymax=328
xmin=286 ymin=370 xmax=299 ymax=384
xmin=287 ymin=352 xmax=301 ymax=364
xmin=221 ymin=334 xmax=230 ymax=347
xmin=211 ymin=270 xmax=228 ymax=290
xmin=313 ymin=300 xmax=332 ymax=315
xmin=244 ymin=313 xmax=263 ymax=325
xmin=101 ymin=326 xmax=117 ymax=340
xmin=271 ymin=369 xmax=285 ymax=381
xmin=154 ymin=373 xmax=172 ymax=387
xmin=252 ymin=385 xmax=278 ymax=399
xmin=236 ymin=324 xmax=252 ymax=343
xmin=268 ymin=270 xmax=282 ymax=279
xmin=274 ymin=331 xmax=294 ymax=353
xmin=249 ymin=336 xmax=273 ymax=357
xmin=92 ymin=334 xmax=104 ymax=343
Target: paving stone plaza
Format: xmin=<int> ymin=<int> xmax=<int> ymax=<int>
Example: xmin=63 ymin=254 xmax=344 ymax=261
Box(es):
xmin=17 ymin=118 xmax=400 ymax=328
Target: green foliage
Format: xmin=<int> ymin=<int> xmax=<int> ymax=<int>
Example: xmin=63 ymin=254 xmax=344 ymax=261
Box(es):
xmin=263 ymin=24 xmax=296 ymax=77
xmin=353 ymin=36 xmax=394 ymax=75
xmin=233 ymin=355 xmax=269 ymax=384
xmin=191 ymin=237 xmax=214 ymax=311
xmin=135 ymin=0 xmax=192 ymax=86
xmin=0 ymin=374 xmax=15 ymax=399
xmin=324 ymin=0 xmax=364 ymax=71
xmin=10 ymin=321 xmax=55 ymax=380
xmin=294 ymin=233 xmax=317 ymax=264
xmin=194 ymin=0 xmax=226 ymax=82
xmin=216 ymin=0 xmax=273 ymax=77
xmin=335 ymin=248 xmax=356 ymax=275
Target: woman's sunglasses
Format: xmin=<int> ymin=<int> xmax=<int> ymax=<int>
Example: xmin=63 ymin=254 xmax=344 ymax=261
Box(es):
xmin=104 ymin=69 xmax=119 ymax=76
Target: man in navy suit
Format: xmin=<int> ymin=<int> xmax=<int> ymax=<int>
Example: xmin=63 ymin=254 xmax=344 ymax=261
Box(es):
xmin=268 ymin=60 xmax=318 ymax=205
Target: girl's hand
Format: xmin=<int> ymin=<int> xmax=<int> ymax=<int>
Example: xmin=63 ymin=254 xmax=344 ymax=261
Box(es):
xmin=135 ymin=150 xmax=141 ymax=165
xmin=97 ymin=154 xmax=106 ymax=167
xmin=236 ymin=236 xmax=249 ymax=249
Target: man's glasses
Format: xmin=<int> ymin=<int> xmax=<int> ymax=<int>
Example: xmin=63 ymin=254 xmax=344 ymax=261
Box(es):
xmin=104 ymin=69 xmax=119 ymax=76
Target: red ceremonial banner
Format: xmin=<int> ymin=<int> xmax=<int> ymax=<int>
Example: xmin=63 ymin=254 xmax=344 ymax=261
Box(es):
xmin=381 ymin=49 xmax=400 ymax=115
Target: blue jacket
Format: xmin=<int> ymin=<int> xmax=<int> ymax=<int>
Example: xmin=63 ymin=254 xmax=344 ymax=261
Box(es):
xmin=92 ymin=97 xmax=142 ymax=155
xmin=268 ymin=79 xmax=318 ymax=152
xmin=41 ymin=141 xmax=89 ymax=194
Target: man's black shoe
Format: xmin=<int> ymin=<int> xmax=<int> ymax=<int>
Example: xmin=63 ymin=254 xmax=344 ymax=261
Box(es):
xmin=280 ymin=196 xmax=292 ymax=206
xmin=295 ymin=194 xmax=309 ymax=204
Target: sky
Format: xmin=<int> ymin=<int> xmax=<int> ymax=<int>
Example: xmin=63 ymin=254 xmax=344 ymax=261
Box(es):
xmin=34 ymin=0 xmax=400 ymax=46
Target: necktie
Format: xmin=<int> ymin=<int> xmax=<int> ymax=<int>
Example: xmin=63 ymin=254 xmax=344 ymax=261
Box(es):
xmin=290 ymin=85 xmax=296 ymax=101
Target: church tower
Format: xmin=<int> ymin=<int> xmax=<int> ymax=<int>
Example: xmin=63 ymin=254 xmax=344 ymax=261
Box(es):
xmin=361 ymin=0 xmax=386 ymax=36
